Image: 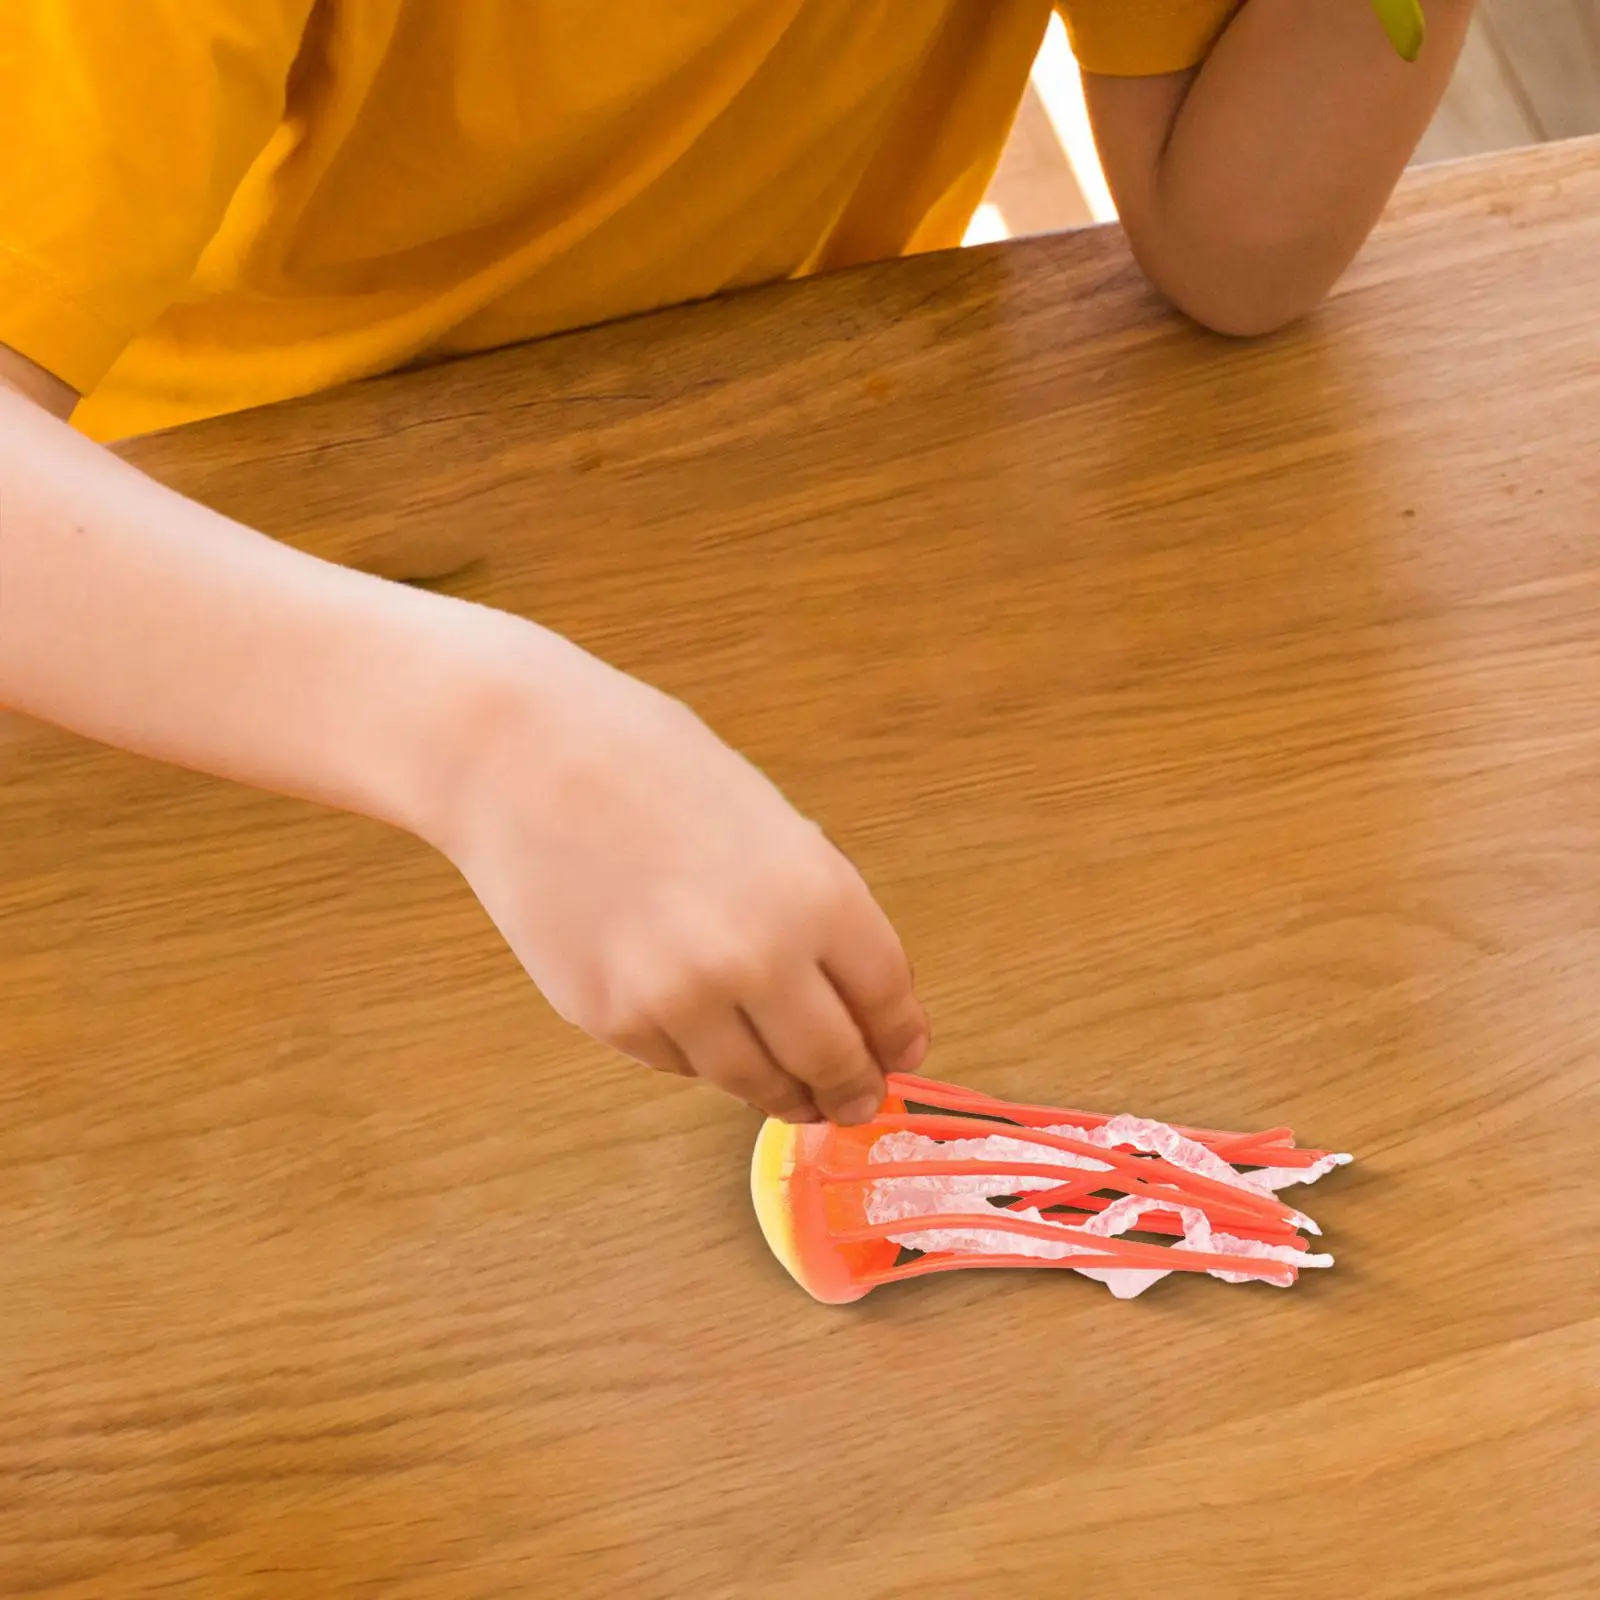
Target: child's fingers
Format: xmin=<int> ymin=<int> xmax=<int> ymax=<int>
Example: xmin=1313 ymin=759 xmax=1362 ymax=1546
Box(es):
xmin=821 ymin=886 xmax=929 ymax=1085
xmin=748 ymin=965 xmax=886 ymax=1127
xmin=674 ymin=1010 xmax=820 ymax=1125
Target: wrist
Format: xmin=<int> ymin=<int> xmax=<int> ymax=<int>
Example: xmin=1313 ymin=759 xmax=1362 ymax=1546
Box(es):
xmin=369 ymin=588 xmax=592 ymax=858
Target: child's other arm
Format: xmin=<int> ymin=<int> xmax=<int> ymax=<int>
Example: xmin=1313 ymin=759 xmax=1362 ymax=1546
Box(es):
xmin=1084 ymin=0 xmax=1474 ymax=335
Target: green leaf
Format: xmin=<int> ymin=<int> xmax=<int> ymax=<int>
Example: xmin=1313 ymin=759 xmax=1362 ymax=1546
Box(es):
xmin=1371 ymin=0 xmax=1427 ymax=61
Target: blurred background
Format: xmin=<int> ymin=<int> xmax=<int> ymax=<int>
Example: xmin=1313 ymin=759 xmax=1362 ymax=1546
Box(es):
xmin=971 ymin=1 xmax=1600 ymax=242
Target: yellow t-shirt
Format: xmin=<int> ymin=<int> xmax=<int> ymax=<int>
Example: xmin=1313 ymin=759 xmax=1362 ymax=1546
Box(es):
xmin=0 ymin=1 xmax=1235 ymax=441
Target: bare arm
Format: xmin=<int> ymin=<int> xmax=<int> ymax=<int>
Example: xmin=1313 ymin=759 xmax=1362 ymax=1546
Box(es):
xmin=1084 ymin=0 xmax=1475 ymax=335
xmin=0 ymin=344 xmax=509 ymax=839
xmin=0 ymin=342 xmax=924 ymax=1125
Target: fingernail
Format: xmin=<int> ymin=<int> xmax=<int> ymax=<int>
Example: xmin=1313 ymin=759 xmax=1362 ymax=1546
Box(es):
xmin=836 ymin=1094 xmax=883 ymax=1127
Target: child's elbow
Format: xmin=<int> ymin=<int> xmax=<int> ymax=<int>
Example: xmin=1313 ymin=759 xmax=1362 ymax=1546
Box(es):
xmin=1180 ymin=297 xmax=1319 ymax=341
xmin=1156 ymin=275 xmax=1330 ymax=341
xmin=1124 ymin=227 xmax=1344 ymax=340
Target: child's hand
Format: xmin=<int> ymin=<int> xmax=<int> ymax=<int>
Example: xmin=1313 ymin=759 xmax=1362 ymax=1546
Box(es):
xmin=431 ymin=625 xmax=927 ymax=1125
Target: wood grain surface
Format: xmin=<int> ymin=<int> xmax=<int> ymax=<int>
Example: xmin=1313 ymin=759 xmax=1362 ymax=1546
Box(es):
xmin=4 ymin=139 xmax=1599 ymax=1599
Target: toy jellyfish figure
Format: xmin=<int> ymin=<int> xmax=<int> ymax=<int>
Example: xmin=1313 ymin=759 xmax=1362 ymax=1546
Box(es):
xmin=751 ymin=1072 xmax=1351 ymax=1304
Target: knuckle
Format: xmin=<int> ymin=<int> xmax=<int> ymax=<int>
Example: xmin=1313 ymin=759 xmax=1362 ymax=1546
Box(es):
xmin=855 ymin=945 xmax=919 ymax=1022
xmin=762 ymin=1088 xmax=818 ymax=1123
xmin=859 ymin=929 xmax=913 ymax=991
xmin=581 ymin=970 xmax=691 ymax=1044
xmin=670 ymin=909 xmax=780 ymax=1001
xmin=697 ymin=944 xmax=768 ymax=1001
xmin=716 ymin=1064 xmax=808 ymax=1120
xmin=548 ymin=978 xmax=611 ymax=1036
xmin=808 ymin=856 xmax=863 ymax=920
xmin=588 ymin=995 xmax=653 ymax=1044
xmin=802 ymin=1043 xmax=876 ymax=1098
xmin=872 ymin=995 xmax=927 ymax=1053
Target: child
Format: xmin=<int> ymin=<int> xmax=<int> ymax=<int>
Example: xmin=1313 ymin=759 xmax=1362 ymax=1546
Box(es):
xmin=0 ymin=1 xmax=1471 ymax=1127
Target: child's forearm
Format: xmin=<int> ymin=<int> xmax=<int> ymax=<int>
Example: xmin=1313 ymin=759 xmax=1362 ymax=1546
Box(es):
xmin=0 ymin=379 xmax=520 ymax=843
xmin=1087 ymin=0 xmax=1474 ymax=336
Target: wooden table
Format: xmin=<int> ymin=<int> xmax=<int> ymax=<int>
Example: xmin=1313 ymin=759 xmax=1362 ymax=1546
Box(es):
xmin=4 ymin=138 xmax=1598 ymax=1599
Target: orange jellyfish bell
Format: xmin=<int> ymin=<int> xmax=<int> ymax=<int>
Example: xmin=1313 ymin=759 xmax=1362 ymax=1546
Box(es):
xmin=751 ymin=1072 xmax=1351 ymax=1304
